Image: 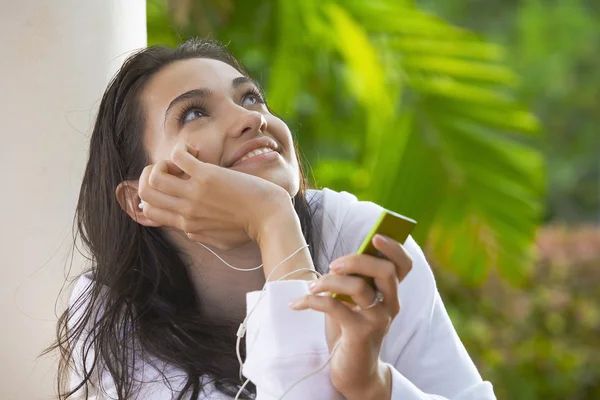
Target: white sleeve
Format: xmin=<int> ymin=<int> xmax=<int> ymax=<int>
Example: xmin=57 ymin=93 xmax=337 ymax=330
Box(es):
xmin=383 ymin=239 xmax=496 ymax=400
xmin=242 ymin=280 xmax=344 ymax=400
xmin=69 ymin=277 xmax=341 ymax=400
xmin=239 ymin=251 xmax=496 ymax=400
xmin=385 ymin=293 xmax=496 ymax=399
xmin=320 ymin=188 xmax=496 ymax=399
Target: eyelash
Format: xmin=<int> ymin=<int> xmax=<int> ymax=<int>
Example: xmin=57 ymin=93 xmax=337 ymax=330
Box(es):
xmin=243 ymin=87 xmax=266 ymax=105
xmin=176 ymin=88 xmax=266 ymax=125
xmin=176 ymin=100 xmax=207 ymax=125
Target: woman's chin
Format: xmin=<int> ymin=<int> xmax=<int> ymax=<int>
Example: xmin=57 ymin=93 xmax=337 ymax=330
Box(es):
xmin=259 ymin=172 xmax=300 ymax=200
xmin=232 ymin=161 xmax=299 ymax=199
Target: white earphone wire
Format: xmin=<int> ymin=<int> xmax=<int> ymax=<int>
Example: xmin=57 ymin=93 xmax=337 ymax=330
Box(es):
xmin=139 ymin=198 xmax=331 ymax=400
xmin=195 ymin=241 xmax=264 ymax=271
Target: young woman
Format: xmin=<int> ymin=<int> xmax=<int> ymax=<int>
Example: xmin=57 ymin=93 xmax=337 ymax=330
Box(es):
xmin=51 ymin=39 xmax=496 ymax=400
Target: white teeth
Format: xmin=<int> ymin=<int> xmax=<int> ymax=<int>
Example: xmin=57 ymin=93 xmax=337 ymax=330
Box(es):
xmin=238 ymin=147 xmax=273 ymax=163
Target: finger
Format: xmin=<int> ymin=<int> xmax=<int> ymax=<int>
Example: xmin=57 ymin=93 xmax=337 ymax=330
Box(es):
xmin=330 ymin=254 xmax=399 ymax=313
xmin=149 ymin=161 xmax=191 ymax=197
xmin=372 ymin=234 xmax=413 ymax=282
xmin=163 ymin=160 xmax=187 ymax=178
xmin=139 ymin=186 xmax=187 ymax=214
xmin=289 ymin=294 xmax=358 ymax=326
xmin=142 ymin=203 xmax=188 ymax=231
xmin=170 ymin=142 xmax=204 ymax=177
xmin=138 ymin=164 xmax=153 ymax=198
xmin=310 ymin=274 xmax=377 ymax=310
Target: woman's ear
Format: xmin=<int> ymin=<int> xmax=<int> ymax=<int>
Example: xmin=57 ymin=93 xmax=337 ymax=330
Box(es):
xmin=115 ymin=180 xmax=160 ymax=227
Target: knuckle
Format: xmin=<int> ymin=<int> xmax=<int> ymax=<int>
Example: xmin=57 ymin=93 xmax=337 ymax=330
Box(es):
xmin=156 ymin=160 xmax=168 ymax=171
xmin=148 ymin=172 xmax=161 ymax=189
xmin=383 ymin=261 xmax=396 ymax=279
xmin=171 ymin=146 xmax=183 ymax=161
xmin=179 ymin=215 xmax=191 ymax=232
xmin=321 ymin=296 xmax=337 ymax=312
xmin=138 ymin=167 xmax=151 ymax=187
xmin=141 ymin=164 xmax=152 ymax=178
xmin=201 ymin=169 xmax=215 ymax=185
xmin=319 ymin=274 xmax=333 ymax=285
xmin=305 ymin=295 xmax=317 ymax=309
xmin=390 ymin=301 xmax=401 ymax=316
xmin=354 ymin=278 xmax=370 ymax=294
xmin=406 ymin=255 xmax=414 ymax=271
xmin=142 ymin=205 xmax=153 ymax=219
xmin=192 ymin=184 xmax=205 ymax=200
xmin=181 ymin=203 xmax=196 ymax=219
xmin=196 ymin=185 xmax=207 ymax=203
xmin=137 ymin=184 xmax=148 ymax=198
xmin=345 ymin=257 xmax=359 ymax=269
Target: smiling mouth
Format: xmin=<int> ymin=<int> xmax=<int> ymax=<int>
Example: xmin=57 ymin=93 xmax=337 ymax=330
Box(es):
xmin=232 ymin=147 xmax=277 ymax=167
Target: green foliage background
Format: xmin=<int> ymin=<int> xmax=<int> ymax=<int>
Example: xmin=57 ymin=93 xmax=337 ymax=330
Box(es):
xmin=147 ymin=0 xmax=599 ymax=398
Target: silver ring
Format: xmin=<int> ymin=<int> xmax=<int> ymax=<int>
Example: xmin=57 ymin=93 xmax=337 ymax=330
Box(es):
xmin=355 ymin=290 xmax=384 ymax=311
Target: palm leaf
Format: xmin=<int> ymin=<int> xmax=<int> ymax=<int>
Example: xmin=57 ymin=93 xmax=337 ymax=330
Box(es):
xmin=342 ymin=0 xmax=544 ymax=283
xmin=154 ymin=0 xmax=545 ymax=285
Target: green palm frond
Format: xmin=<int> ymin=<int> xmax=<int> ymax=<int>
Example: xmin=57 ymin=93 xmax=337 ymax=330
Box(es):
xmin=154 ymin=0 xmax=545 ymax=284
xmin=342 ymin=0 xmax=543 ymax=283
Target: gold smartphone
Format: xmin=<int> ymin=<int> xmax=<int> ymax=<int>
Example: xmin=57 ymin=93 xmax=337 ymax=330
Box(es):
xmin=331 ymin=209 xmax=417 ymax=304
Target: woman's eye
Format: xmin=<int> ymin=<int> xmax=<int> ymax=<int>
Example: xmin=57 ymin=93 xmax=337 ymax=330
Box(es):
xmin=243 ymin=94 xmax=263 ymax=107
xmin=182 ymin=109 xmax=205 ymax=123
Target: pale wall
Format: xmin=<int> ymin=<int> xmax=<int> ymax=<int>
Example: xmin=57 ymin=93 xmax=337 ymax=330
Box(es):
xmin=0 ymin=1 xmax=146 ymax=398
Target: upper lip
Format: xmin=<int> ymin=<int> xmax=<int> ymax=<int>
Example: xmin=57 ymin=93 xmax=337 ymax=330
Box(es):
xmin=226 ymin=136 xmax=280 ymax=167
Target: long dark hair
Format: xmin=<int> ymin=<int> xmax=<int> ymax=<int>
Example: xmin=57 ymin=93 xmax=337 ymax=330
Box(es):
xmin=45 ymin=38 xmax=322 ymax=399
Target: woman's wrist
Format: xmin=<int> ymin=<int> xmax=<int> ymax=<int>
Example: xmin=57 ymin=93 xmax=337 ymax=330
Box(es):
xmin=254 ymin=196 xmax=297 ymax=245
xmin=254 ymin=196 xmax=316 ymax=281
xmin=251 ymin=188 xmax=294 ymax=242
xmin=344 ymin=361 xmax=392 ymax=400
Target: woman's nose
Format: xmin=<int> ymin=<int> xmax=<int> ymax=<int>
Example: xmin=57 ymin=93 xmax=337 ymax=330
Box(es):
xmin=225 ymin=109 xmax=267 ymax=138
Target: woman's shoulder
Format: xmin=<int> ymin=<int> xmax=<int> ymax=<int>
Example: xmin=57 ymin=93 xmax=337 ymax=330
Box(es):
xmin=307 ymin=188 xmax=436 ymax=292
xmin=68 ymin=271 xmax=97 ymax=320
xmin=306 ymin=188 xmax=382 ymax=245
xmin=67 ymin=271 xmax=112 ymax=341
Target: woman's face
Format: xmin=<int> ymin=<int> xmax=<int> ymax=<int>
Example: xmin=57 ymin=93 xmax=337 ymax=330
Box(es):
xmin=140 ymin=58 xmax=300 ymax=196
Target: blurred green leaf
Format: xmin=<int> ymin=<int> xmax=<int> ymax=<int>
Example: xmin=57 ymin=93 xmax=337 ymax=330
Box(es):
xmin=157 ymin=0 xmax=544 ymax=287
xmin=390 ymin=38 xmax=506 ymax=61
xmin=402 ymin=55 xmax=518 ymax=85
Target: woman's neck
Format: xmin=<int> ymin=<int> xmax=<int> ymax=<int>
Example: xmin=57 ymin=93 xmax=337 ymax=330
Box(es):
xmin=167 ymin=230 xmax=266 ymax=321
xmin=164 ymin=204 xmax=316 ymax=322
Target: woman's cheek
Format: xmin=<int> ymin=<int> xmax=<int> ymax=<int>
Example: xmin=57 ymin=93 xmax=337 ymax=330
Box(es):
xmin=183 ymin=133 xmax=222 ymax=165
xmin=269 ymin=118 xmax=294 ymax=150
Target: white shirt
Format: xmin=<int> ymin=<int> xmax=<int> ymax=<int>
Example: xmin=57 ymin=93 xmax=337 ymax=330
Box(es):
xmin=68 ymin=188 xmax=496 ymax=399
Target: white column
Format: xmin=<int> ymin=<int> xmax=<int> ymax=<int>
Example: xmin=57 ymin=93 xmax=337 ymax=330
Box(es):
xmin=0 ymin=1 xmax=146 ymax=398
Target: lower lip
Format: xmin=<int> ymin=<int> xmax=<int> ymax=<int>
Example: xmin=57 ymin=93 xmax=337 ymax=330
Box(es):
xmin=231 ymin=150 xmax=280 ymax=168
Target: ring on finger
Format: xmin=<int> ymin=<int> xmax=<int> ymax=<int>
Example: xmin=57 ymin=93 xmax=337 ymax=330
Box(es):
xmin=353 ymin=290 xmax=384 ymax=311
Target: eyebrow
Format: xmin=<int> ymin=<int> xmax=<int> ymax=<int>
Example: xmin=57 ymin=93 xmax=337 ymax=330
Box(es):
xmin=164 ymin=76 xmax=259 ymax=123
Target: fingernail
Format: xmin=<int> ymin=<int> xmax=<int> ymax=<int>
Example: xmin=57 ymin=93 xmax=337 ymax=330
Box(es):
xmin=288 ymin=300 xmax=300 ymax=309
xmin=309 ymin=282 xmax=317 ymax=292
xmin=375 ymin=234 xmax=390 ymax=243
xmin=330 ymin=260 xmax=344 ymax=272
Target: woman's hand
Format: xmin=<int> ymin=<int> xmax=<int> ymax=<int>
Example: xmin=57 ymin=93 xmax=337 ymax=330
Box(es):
xmin=137 ymin=142 xmax=293 ymax=249
xmin=289 ymin=234 xmax=413 ymax=400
